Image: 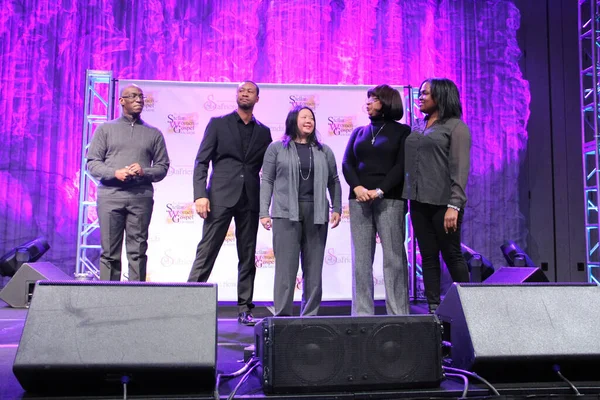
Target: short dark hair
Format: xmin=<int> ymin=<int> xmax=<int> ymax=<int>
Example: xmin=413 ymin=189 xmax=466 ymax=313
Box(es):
xmin=240 ymin=80 xmax=260 ymax=96
xmin=366 ymin=84 xmax=404 ymax=121
xmin=282 ymin=106 xmax=323 ymax=150
xmin=421 ymin=78 xmax=463 ymax=122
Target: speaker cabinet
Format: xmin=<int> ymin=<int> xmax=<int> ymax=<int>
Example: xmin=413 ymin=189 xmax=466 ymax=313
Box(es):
xmin=0 ymin=262 xmax=70 ymax=308
xmin=13 ymin=281 xmax=217 ymax=395
xmin=483 ymin=266 xmax=548 ymax=283
xmin=255 ymin=315 xmax=442 ymax=394
xmin=436 ymin=283 xmax=600 ymax=382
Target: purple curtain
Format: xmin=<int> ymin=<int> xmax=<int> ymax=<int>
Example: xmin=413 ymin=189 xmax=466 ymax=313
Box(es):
xmin=0 ymin=0 xmax=529 ymax=273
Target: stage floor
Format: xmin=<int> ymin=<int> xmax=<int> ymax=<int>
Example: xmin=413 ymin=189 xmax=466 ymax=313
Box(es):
xmin=1 ymin=299 xmax=600 ymax=400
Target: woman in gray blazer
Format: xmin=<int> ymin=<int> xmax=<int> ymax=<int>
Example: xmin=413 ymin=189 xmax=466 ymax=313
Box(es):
xmin=259 ymin=106 xmax=342 ymax=316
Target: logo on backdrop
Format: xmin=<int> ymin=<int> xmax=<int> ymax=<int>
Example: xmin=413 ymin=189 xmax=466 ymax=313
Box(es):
xmin=224 ymin=226 xmax=236 ymax=245
xmin=324 ymin=248 xmax=351 ymax=266
xmin=327 ymin=116 xmax=356 ymax=136
xmin=289 ymin=94 xmax=319 ymax=109
xmin=167 ymin=165 xmax=194 ymax=177
xmin=148 ymin=233 xmax=161 ymax=243
xmin=143 ymin=92 xmax=157 ymax=111
xmin=165 ymin=202 xmax=195 ymax=224
xmin=373 ymin=275 xmax=385 ymax=287
xmin=203 ymin=94 xmax=237 ymax=112
xmin=167 ymin=113 xmax=198 ymax=134
xmin=255 ymin=247 xmax=275 ymax=269
xmin=265 ymin=122 xmax=285 ymax=137
xmin=341 ymin=203 xmax=350 ymax=223
xmin=160 ymin=249 xmax=194 ymax=267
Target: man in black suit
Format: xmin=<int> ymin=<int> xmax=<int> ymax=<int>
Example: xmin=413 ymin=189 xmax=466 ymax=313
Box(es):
xmin=189 ymin=81 xmax=272 ymax=326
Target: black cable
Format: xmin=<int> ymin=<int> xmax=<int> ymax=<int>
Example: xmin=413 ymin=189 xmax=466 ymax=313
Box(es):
xmin=443 ymin=366 xmax=500 ymax=396
xmin=215 ymin=357 xmax=260 ymax=400
xmin=227 ymin=360 xmax=260 ymax=400
xmin=554 ymin=364 xmax=582 ymax=396
xmin=445 ymin=372 xmax=469 ymax=398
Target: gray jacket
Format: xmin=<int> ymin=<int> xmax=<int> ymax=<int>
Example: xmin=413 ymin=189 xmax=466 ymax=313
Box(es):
xmin=260 ymin=140 xmax=342 ymax=224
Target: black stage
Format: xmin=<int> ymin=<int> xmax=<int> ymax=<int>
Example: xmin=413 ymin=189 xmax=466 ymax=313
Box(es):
xmin=1 ymin=299 xmax=600 ymax=400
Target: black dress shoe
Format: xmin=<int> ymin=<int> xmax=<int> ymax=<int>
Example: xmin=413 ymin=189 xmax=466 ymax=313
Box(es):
xmin=238 ymin=311 xmax=256 ymax=326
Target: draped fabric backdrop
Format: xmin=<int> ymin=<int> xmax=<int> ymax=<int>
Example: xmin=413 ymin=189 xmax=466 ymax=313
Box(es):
xmin=0 ymin=0 xmax=529 ymax=276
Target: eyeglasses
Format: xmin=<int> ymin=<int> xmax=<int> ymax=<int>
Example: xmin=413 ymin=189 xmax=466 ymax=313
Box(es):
xmin=366 ymin=98 xmax=380 ymax=105
xmin=121 ymin=94 xmax=145 ymax=100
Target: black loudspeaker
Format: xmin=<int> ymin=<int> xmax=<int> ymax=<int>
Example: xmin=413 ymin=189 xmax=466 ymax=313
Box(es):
xmin=484 ymin=266 xmax=548 ymax=283
xmin=0 ymin=262 xmax=70 ymax=308
xmin=13 ymin=281 xmax=217 ymax=395
xmin=436 ymin=283 xmax=600 ymax=382
xmin=255 ymin=315 xmax=442 ymax=394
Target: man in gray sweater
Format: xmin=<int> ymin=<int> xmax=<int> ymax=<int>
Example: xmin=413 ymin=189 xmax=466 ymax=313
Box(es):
xmin=87 ymin=84 xmax=170 ymax=281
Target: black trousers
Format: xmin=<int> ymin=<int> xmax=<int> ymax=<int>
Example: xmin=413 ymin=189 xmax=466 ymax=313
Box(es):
xmin=410 ymin=201 xmax=469 ymax=309
xmin=188 ymin=189 xmax=258 ymax=313
xmin=96 ymin=195 xmax=154 ymax=281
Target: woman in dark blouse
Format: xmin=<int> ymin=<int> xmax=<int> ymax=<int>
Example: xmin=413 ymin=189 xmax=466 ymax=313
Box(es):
xmin=403 ymin=77 xmax=472 ymax=313
xmin=342 ymin=84 xmax=411 ymax=315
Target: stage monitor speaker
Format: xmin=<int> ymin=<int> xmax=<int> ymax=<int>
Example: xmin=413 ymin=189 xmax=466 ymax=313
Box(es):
xmin=483 ymin=266 xmax=548 ymax=283
xmin=255 ymin=315 xmax=442 ymax=394
xmin=13 ymin=281 xmax=217 ymax=395
xmin=436 ymin=283 xmax=600 ymax=382
xmin=0 ymin=262 xmax=70 ymax=308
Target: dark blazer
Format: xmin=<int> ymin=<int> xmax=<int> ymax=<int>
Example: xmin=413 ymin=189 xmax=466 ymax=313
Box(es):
xmin=193 ymin=111 xmax=272 ymax=210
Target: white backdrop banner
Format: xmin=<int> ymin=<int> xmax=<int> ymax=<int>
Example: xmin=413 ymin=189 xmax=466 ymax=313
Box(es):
xmin=116 ymin=80 xmax=413 ymax=302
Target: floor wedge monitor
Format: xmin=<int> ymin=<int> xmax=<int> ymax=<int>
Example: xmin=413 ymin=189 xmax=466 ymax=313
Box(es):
xmin=483 ymin=266 xmax=548 ymax=283
xmin=0 ymin=262 xmax=70 ymax=308
xmin=436 ymin=283 xmax=600 ymax=382
xmin=13 ymin=281 xmax=217 ymax=395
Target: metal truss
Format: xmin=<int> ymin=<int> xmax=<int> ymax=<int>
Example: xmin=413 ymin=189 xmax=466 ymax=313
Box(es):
xmin=75 ymin=70 xmax=115 ymax=277
xmin=579 ymin=0 xmax=600 ymax=284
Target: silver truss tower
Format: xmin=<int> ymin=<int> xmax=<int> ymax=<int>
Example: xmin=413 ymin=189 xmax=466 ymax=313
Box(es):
xmin=579 ymin=0 xmax=599 ymax=284
xmin=75 ymin=70 xmax=115 ymax=277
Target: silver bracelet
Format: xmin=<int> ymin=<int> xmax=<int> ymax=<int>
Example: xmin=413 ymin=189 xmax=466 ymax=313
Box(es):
xmin=375 ymin=188 xmax=384 ymax=198
xmin=447 ymin=204 xmax=460 ymax=211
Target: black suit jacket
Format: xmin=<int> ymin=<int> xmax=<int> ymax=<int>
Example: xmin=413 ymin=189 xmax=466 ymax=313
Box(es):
xmin=193 ymin=111 xmax=272 ymax=211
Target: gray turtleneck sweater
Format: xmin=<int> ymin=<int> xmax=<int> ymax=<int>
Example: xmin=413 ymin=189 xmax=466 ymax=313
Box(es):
xmin=87 ymin=116 xmax=170 ymax=198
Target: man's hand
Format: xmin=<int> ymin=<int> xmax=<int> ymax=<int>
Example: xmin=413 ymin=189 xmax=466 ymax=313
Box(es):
xmin=115 ymin=168 xmax=131 ymax=182
xmin=195 ymin=198 xmax=211 ymax=219
xmin=260 ymin=217 xmax=272 ymax=230
xmin=330 ymin=212 xmax=341 ymax=228
xmin=127 ymin=163 xmax=144 ymax=177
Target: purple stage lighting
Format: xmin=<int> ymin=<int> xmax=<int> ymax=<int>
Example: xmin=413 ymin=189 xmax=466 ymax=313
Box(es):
xmin=0 ymin=238 xmax=50 ymax=277
xmin=461 ymin=243 xmax=494 ymax=282
xmin=500 ymin=240 xmax=536 ymax=267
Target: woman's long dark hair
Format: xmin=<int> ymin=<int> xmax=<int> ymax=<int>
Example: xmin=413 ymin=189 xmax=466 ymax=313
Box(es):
xmin=282 ymin=106 xmax=323 ymax=149
xmin=421 ymin=78 xmax=463 ymax=123
xmin=367 ymin=84 xmax=404 ymax=121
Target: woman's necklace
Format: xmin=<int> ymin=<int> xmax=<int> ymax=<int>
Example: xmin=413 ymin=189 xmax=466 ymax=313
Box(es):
xmin=371 ymin=123 xmax=386 ymax=145
xmin=297 ymin=144 xmax=312 ymax=180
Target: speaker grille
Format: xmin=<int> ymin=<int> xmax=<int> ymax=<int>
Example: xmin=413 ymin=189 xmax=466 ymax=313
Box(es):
xmin=13 ymin=282 xmax=217 ymax=394
xmin=366 ymin=320 xmax=436 ymax=380
xmin=436 ymin=283 xmax=600 ymax=382
xmin=278 ymin=323 xmax=345 ymax=384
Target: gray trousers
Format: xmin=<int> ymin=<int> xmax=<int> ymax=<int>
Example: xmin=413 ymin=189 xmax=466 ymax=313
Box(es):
xmin=97 ymin=195 xmax=154 ymax=281
xmin=272 ymin=201 xmax=328 ymax=316
xmin=349 ymin=198 xmax=409 ymax=315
